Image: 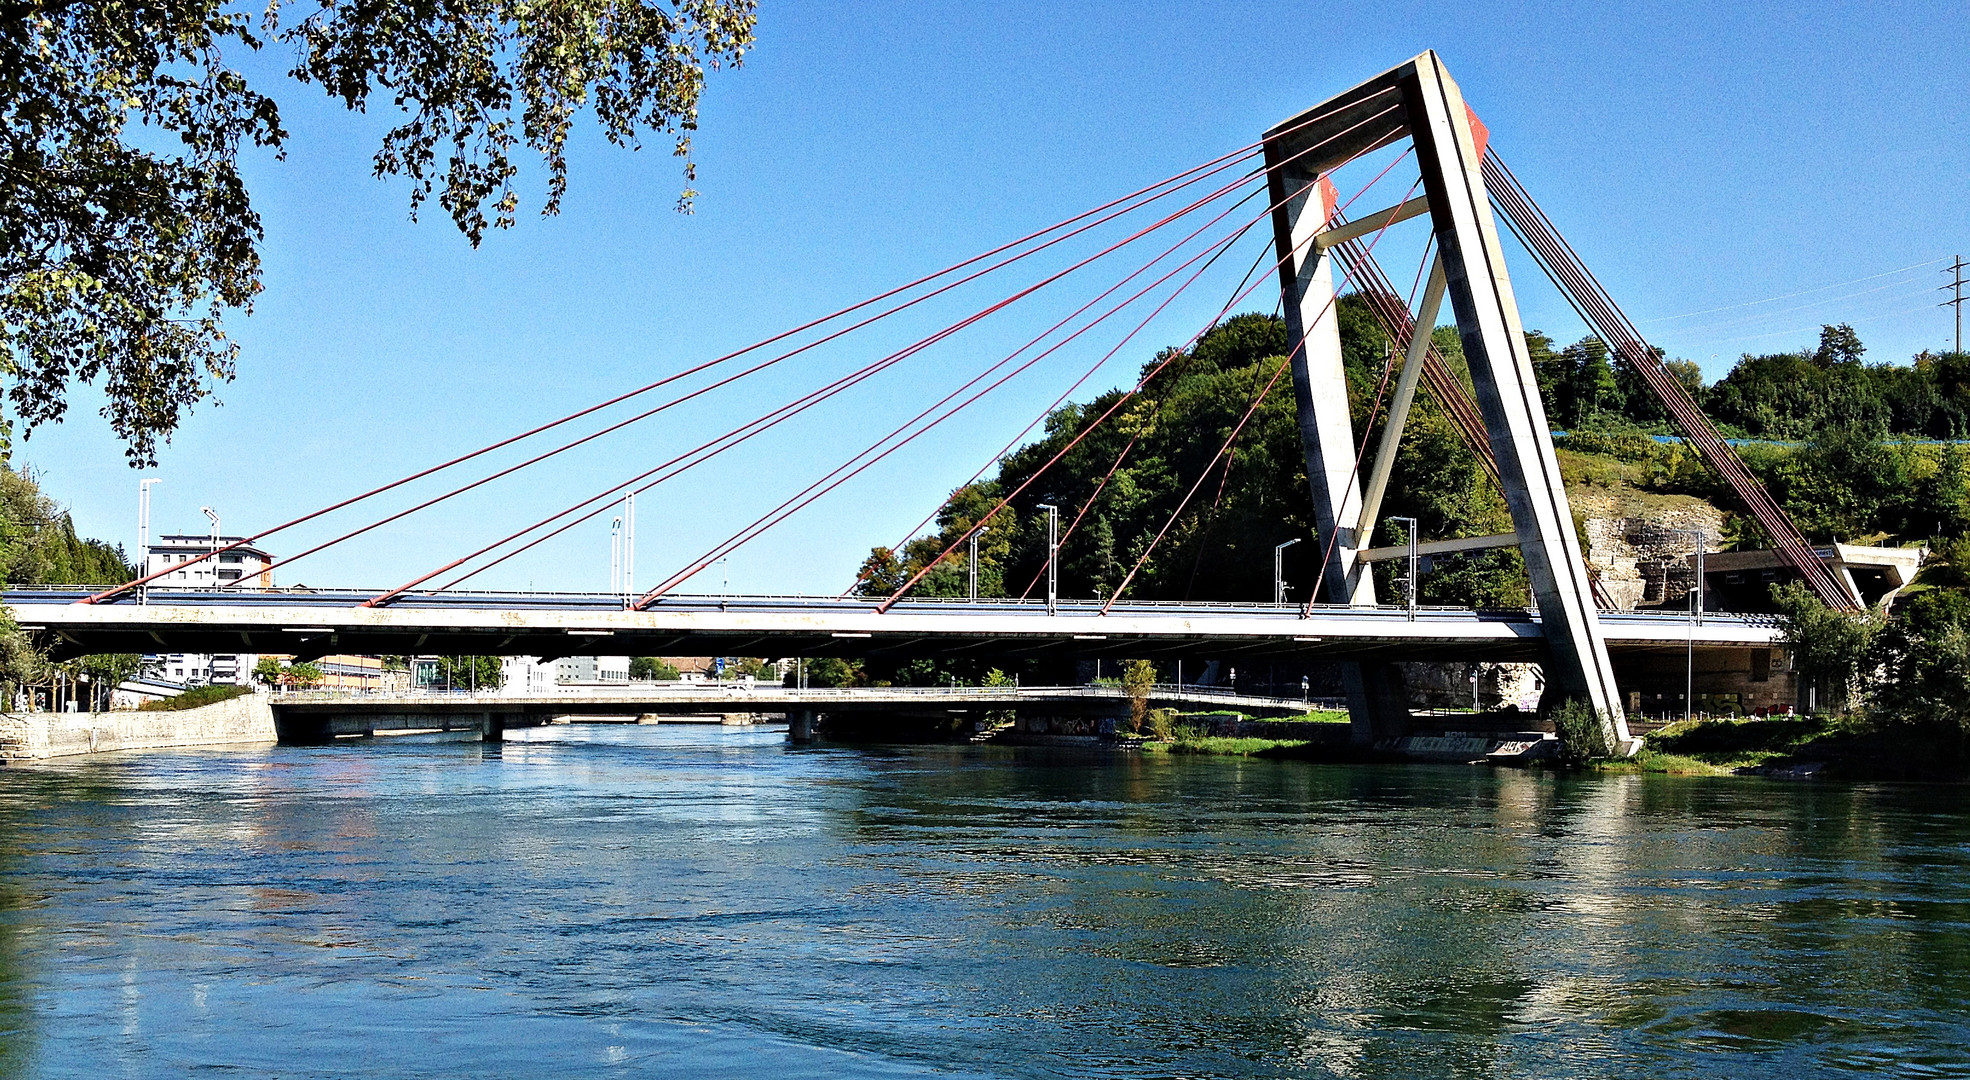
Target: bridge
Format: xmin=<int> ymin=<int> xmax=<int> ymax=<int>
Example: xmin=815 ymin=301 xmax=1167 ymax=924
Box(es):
xmin=10 ymin=588 xmax=1773 ymax=664
xmin=19 ymin=52 xmax=1842 ymax=754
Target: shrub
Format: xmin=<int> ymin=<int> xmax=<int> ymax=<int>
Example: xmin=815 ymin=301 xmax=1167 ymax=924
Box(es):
xmin=1144 ymin=708 xmax=1176 ymax=740
xmin=139 ymin=684 xmax=252 ymax=711
xmin=1550 ymin=698 xmax=1610 ymax=766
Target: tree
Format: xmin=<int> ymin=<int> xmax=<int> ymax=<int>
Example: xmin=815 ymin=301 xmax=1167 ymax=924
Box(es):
xmin=1121 ymin=658 xmax=1155 ymax=734
xmin=629 ymin=656 xmax=680 ymax=681
xmin=252 ymin=656 xmax=283 ymax=687
xmin=432 ymin=655 xmax=501 ymax=690
xmin=0 ymin=0 xmax=757 ymax=464
xmin=283 ymin=661 xmax=324 ymax=689
xmin=1772 ymin=583 xmax=1878 ymax=713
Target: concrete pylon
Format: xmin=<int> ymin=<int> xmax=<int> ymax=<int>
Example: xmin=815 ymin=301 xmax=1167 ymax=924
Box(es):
xmin=1264 ymin=51 xmax=1631 ymax=749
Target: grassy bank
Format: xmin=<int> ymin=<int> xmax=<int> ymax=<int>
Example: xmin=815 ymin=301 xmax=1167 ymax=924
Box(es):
xmin=1140 ymin=736 xmax=1312 ymax=757
xmin=1585 ymin=714 xmax=1960 ymax=778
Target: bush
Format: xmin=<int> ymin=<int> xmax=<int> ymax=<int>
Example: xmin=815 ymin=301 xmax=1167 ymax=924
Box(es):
xmin=1550 ymin=698 xmax=1610 ymax=766
xmin=139 ymin=684 xmax=252 ymax=711
xmin=1144 ymin=708 xmax=1176 ymax=740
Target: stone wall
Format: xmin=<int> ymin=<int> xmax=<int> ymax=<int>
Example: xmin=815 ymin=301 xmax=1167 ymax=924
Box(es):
xmin=0 ymin=693 xmax=277 ymax=762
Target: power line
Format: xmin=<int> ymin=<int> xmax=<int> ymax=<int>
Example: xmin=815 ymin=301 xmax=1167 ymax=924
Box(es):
xmin=1637 ymin=257 xmax=1949 ymax=324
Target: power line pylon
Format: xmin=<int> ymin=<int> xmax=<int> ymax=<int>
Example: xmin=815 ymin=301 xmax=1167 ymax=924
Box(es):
xmin=1944 ymin=255 xmax=1966 ymax=355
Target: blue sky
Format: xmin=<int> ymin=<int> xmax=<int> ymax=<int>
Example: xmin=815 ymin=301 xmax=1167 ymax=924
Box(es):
xmin=25 ymin=1 xmax=1970 ymax=595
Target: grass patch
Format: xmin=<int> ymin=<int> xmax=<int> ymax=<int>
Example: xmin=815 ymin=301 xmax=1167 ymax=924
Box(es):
xmin=1586 ymin=715 xmax=1862 ymax=774
xmin=138 ymin=684 xmax=253 ymax=711
xmin=1142 ymin=735 xmax=1311 ymax=757
xmin=1247 ymin=710 xmax=1350 ymax=724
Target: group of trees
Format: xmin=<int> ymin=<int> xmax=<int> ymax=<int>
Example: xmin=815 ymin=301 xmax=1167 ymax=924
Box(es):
xmin=852 ymin=302 xmax=1525 ymax=612
xmin=1534 ymin=322 xmax=1970 ymax=443
xmin=0 ymin=0 xmax=757 ymax=466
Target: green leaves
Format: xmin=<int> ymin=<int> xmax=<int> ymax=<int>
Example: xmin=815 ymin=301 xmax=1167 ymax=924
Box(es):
xmin=0 ymin=0 xmax=754 ymax=463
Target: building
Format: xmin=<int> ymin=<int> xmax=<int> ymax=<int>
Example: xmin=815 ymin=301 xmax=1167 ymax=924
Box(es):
xmin=147 ymin=534 xmax=275 ymax=589
xmin=142 ymin=534 xmax=277 ymax=685
xmin=495 ymin=656 xmax=631 ymax=694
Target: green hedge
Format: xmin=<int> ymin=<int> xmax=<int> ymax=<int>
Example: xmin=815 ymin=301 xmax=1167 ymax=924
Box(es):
xmin=138 ymin=684 xmax=253 ymax=711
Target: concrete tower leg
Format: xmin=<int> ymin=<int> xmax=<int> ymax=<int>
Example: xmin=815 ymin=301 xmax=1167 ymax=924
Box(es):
xmin=1396 ymin=56 xmax=1629 ymax=747
xmin=1265 ymin=148 xmax=1409 ymax=743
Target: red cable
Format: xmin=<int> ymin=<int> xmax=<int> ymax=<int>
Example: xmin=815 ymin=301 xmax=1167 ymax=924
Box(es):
xmin=78 ymin=132 xmax=1289 ymax=605
xmin=851 ymin=217 xmax=1266 ymax=602
xmin=367 ymin=161 xmax=1303 ymax=606
xmin=1011 ymin=148 xmax=1418 ymax=601
xmin=404 ymin=101 xmax=1410 ymax=606
xmin=637 ymin=202 xmax=1272 ymax=604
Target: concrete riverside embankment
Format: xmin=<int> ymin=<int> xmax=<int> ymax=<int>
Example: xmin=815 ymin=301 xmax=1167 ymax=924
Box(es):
xmin=0 ymin=694 xmax=277 ymax=762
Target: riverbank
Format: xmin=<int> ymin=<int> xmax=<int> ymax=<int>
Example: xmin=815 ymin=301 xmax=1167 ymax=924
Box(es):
xmin=0 ymin=693 xmax=277 ymax=762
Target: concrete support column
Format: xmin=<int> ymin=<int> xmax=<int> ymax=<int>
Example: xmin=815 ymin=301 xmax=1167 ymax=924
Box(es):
xmin=788 ymin=709 xmax=816 ymax=743
xmin=480 ymin=712 xmax=504 ymax=743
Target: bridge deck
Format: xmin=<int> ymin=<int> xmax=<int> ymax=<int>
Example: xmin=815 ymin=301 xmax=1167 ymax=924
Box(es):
xmin=5 ymin=588 xmax=1778 ymax=662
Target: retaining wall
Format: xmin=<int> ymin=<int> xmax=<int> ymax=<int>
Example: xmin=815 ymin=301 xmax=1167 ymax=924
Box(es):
xmin=0 ymin=693 xmax=278 ymax=762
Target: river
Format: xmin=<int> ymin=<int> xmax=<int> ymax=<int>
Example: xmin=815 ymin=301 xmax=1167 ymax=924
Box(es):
xmin=0 ymin=724 xmax=1965 ymax=1078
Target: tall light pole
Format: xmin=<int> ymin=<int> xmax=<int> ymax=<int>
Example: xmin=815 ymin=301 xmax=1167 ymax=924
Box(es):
xmin=137 ymin=478 xmax=161 ymax=604
xmin=1389 ymin=516 xmax=1420 ymax=620
xmin=1035 ymin=504 xmax=1059 ymax=615
xmin=1272 ymin=537 xmax=1302 ymax=604
xmin=1676 ymin=528 xmax=1707 ymax=722
xmin=968 ymin=526 xmax=989 ymax=601
xmin=610 ymin=516 xmax=623 ymax=599
xmin=623 ymin=493 xmax=635 ymax=599
xmin=200 ymin=507 xmax=220 ymax=581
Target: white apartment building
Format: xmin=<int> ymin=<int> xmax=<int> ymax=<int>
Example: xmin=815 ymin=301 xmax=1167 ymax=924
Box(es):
xmin=143 ymin=534 xmax=275 ymax=685
xmin=147 ymin=534 xmax=275 ymax=589
xmin=498 ymin=656 xmax=632 ymax=694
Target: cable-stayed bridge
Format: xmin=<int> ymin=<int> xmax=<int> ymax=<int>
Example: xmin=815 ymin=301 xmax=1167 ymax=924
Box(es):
xmin=22 ymin=52 xmax=1840 ymax=751
xmin=7 ymin=588 xmax=1776 ymax=664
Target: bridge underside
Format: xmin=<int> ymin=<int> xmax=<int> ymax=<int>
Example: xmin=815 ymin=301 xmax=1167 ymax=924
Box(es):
xmin=8 ymin=590 xmax=1775 ymax=665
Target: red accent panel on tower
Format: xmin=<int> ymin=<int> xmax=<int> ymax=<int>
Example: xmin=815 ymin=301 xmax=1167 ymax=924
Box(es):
xmin=1463 ymin=104 xmax=1490 ymax=160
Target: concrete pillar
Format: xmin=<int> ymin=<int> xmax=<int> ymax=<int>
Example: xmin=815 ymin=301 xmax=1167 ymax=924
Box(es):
xmin=788 ymin=709 xmax=816 ymax=743
xmin=480 ymin=712 xmax=504 ymax=743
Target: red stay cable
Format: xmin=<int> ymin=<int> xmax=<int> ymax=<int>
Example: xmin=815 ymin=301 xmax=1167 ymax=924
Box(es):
xmin=398 ymin=100 xmax=1409 ymax=607
xmin=1101 ymin=178 xmax=1424 ymax=613
xmin=455 ymin=190 xmax=1274 ymax=601
xmin=365 ymin=165 xmax=1305 ymax=606
xmin=635 ymin=202 xmax=1273 ymax=605
xmin=78 ymin=130 xmax=1295 ymax=605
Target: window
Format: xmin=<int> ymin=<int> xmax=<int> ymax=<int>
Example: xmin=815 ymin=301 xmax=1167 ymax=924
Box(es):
xmin=216 ymin=569 xmax=242 ymax=581
xmin=219 ymin=554 xmax=243 ymax=564
xmin=1751 ymin=649 xmax=1771 ymax=683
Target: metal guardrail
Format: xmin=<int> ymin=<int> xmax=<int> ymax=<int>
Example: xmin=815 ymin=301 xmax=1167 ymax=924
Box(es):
xmin=266 ymin=682 xmax=1334 ymax=708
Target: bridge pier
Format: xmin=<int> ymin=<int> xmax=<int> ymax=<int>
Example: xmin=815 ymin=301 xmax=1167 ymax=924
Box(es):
xmin=1346 ymin=663 xmax=1413 ymax=745
xmin=480 ymin=712 xmax=504 ymax=743
xmin=788 ymin=709 xmax=817 ymax=743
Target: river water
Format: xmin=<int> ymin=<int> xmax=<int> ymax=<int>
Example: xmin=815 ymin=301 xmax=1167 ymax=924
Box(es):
xmin=1 ymin=724 xmax=1967 ymax=1078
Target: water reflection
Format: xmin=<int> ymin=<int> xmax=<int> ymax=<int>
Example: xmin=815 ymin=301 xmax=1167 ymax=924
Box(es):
xmin=0 ymin=729 xmax=1967 ymax=1077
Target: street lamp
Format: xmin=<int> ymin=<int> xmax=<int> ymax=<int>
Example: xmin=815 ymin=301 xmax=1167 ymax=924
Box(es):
xmin=968 ymin=526 xmax=989 ymax=601
xmin=1273 ymin=537 xmax=1302 ymax=604
xmin=1035 ymin=504 xmax=1059 ymax=615
xmin=1675 ymin=528 xmax=1707 ymax=722
xmin=137 ymin=478 xmax=161 ymax=604
xmin=610 ymin=516 xmax=624 ymax=600
xmin=1389 ymin=516 xmax=1419 ymax=620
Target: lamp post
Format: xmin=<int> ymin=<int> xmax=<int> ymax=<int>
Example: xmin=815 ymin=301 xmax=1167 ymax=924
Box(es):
xmin=968 ymin=526 xmax=989 ymax=601
xmin=610 ymin=516 xmax=624 ymax=600
xmin=1035 ymin=504 xmax=1059 ymax=615
xmin=1675 ymin=528 xmax=1707 ymax=722
xmin=137 ymin=478 xmax=161 ymax=605
xmin=1389 ymin=516 xmax=1419 ymax=620
xmin=1273 ymin=537 xmax=1302 ymax=604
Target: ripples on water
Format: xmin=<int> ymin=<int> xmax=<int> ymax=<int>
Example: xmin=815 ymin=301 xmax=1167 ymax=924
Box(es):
xmin=0 ymin=724 xmax=1967 ymax=1078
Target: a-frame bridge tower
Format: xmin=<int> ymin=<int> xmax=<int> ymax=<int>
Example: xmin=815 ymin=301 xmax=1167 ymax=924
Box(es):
xmin=1266 ymin=51 xmax=1631 ymax=748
